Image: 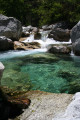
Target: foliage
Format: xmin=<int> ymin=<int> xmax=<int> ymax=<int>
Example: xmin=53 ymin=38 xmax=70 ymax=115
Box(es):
xmin=0 ymin=0 xmax=80 ymax=27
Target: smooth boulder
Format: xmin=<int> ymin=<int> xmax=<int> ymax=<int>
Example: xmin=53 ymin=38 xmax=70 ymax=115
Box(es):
xmin=48 ymin=44 xmax=71 ymax=54
xmin=0 ymin=36 xmax=14 ymax=51
xmin=0 ymin=14 xmax=22 ymax=41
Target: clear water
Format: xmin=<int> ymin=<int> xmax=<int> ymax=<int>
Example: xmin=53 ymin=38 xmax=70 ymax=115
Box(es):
xmin=0 ymin=51 xmax=80 ymax=94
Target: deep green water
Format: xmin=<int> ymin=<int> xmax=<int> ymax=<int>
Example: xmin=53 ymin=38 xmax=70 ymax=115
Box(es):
xmin=1 ymin=52 xmax=80 ymax=94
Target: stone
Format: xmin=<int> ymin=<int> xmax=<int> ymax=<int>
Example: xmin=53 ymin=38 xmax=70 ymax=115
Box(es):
xmin=70 ymin=21 xmax=80 ymax=55
xmin=72 ymin=38 xmax=80 ymax=55
xmin=34 ymin=32 xmax=41 ymax=39
xmin=70 ymin=21 xmax=80 ymax=43
xmin=0 ymin=62 xmax=5 ymax=83
xmin=52 ymin=22 xmax=69 ymax=29
xmin=48 ymin=44 xmax=71 ymax=54
xmin=16 ymin=90 xmax=73 ymax=120
xmin=0 ymin=36 xmax=14 ymax=51
xmin=42 ymin=22 xmax=69 ymax=31
xmin=48 ymin=28 xmax=70 ymax=42
xmin=0 ymin=14 xmax=22 ymax=41
xmin=53 ymin=92 xmax=80 ymax=120
xmin=14 ymin=41 xmax=41 ymax=50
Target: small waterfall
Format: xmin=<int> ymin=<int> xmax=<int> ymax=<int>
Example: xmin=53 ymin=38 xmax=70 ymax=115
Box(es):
xmin=40 ymin=30 xmax=50 ymax=41
xmin=0 ymin=30 xmax=72 ymax=60
xmin=23 ymin=30 xmax=72 ymax=50
xmin=23 ymin=33 xmax=34 ymax=42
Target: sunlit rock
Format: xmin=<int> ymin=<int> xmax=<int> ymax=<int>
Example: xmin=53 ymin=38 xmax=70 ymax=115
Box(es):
xmin=0 ymin=14 xmax=22 ymax=41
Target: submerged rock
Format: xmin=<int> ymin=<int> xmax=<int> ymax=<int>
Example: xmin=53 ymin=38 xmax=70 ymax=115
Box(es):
xmin=48 ymin=44 xmax=71 ymax=54
xmin=0 ymin=36 xmax=14 ymax=51
xmin=0 ymin=14 xmax=22 ymax=41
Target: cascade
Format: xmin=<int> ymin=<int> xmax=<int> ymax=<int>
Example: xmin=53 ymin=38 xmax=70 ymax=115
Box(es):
xmin=0 ymin=30 xmax=72 ymax=60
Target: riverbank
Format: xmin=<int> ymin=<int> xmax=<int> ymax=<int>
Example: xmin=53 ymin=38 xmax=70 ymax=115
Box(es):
xmin=12 ymin=90 xmax=73 ymax=120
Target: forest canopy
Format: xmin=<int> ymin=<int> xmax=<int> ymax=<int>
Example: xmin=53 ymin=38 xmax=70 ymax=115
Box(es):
xmin=0 ymin=0 xmax=80 ymax=28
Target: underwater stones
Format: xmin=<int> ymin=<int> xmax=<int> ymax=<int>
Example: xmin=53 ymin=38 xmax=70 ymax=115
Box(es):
xmin=0 ymin=36 xmax=14 ymax=51
xmin=48 ymin=44 xmax=71 ymax=54
xmin=0 ymin=14 xmax=22 ymax=41
xmin=60 ymin=79 xmax=80 ymax=94
xmin=0 ymin=62 xmax=5 ymax=83
xmin=14 ymin=41 xmax=41 ymax=50
xmin=58 ymin=71 xmax=77 ymax=82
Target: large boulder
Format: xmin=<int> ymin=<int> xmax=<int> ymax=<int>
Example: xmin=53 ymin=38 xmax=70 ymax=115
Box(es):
xmin=70 ymin=21 xmax=80 ymax=55
xmin=0 ymin=36 xmax=14 ymax=51
xmin=70 ymin=21 xmax=80 ymax=43
xmin=48 ymin=44 xmax=71 ymax=54
xmin=0 ymin=14 xmax=22 ymax=41
xmin=72 ymin=38 xmax=80 ymax=55
xmin=0 ymin=62 xmax=5 ymax=83
xmin=48 ymin=28 xmax=70 ymax=42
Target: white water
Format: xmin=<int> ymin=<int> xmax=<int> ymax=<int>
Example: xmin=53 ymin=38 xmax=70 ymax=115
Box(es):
xmin=0 ymin=30 xmax=72 ymax=60
xmin=23 ymin=30 xmax=71 ymax=48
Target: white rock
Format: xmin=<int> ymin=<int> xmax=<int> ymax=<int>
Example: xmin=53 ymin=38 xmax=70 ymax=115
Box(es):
xmin=53 ymin=92 xmax=80 ymax=120
xmin=0 ymin=62 xmax=5 ymax=83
